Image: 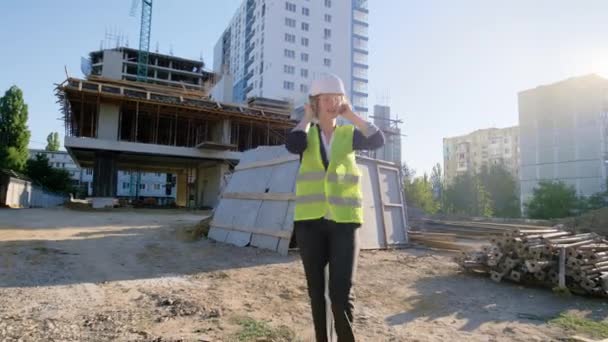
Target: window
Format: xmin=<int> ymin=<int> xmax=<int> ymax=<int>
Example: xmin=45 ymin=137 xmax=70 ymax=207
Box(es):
xmin=353 ymin=66 xmax=367 ymax=78
xmin=301 ymin=37 xmax=309 ymax=46
xmin=154 ymin=184 xmax=161 ymax=190
xmin=505 ymin=148 xmax=510 ymax=154
xmin=155 ymin=172 xmax=161 ymax=177
xmin=324 ymin=43 xmax=331 ymax=52
xmin=354 ymin=80 xmax=367 ymax=93
xmin=324 ymin=0 xmax=331 ymax=8
xmin=283 ymin=81 xmax=294 ymax=90
xmin=353 ymin=36 xmax=367 ymax=50
xmin=285 ymin=18 xmax=296 ymax=27
xmin=300 ymin=84 xmax=308 ymax=93
xmin=354 ymin=51 xmax=367 ymax=64
xmin=122 ymin=182 xmax=130 ymax=189
xmin=86 ymin=168 xmax=93 ymax=175
xmin=301 ymin=52 xmax=309 ymax=62
xmin=284 ymin=49 xmax=295 ymax=58
xmin=354 ymin=23 xmax=368 ymax=37
xmin=284 ymin=33 xmax=295 ymax=43
xmin=324 ymin=14 xmax=332 ymax=22
xmin=285 ymin=2 xmax=296 ymax=12
xmin=139 ymin=183 xmax=145 ymax=190
xmin=302 ymin=7 xmax=309 ymax=16
xmin=301 ymin=68 xmax=309 ymax=78
xmin=324 ymin=28 xmax=331 ymax=39
xmin=284 ymin=64 xmax=295 ymax=74
xmin=301 ymin=22 xmax=309 ymax=31
xmin=324 ymin=58 xmax=331 ymax=66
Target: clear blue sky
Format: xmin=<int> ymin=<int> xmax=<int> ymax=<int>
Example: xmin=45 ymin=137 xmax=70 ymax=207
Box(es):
xmin=2 ymin=1 xmax=608 ymax=175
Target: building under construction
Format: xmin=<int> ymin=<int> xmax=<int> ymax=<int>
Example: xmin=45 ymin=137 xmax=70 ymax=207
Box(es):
xmin=57 ymin=48 xmax=295 ymax=208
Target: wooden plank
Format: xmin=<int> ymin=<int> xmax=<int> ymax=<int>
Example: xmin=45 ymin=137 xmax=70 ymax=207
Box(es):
xmin=409 ymin=231 xmax=458 ymax=241
xmin=409 ymin=236 xmax=476 ymax=251
xmin=210 ymin=223 xmax=292 ymax=239
xmin=235 ymin=155 xmax=299 ymax=171
xmin=221 ymin=192 xmax=296 ymax=201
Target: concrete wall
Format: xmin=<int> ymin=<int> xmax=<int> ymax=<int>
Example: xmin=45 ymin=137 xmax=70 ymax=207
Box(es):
xmin=1 ymin=176 xmax=66 ymax=208
xmin=210 ymin=73 xmax=235 ymax=103
xmin=97 ymin=103 xmax=120 ymax=140
xmin=518 ymin=74 xmax=608 ymax=209
xmin=101 ymin=50 xmax=124 ymax=80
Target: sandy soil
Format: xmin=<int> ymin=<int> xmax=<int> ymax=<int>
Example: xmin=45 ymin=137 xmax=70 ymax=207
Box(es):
xmin=0 ymin=207 xmax=607 ymax=341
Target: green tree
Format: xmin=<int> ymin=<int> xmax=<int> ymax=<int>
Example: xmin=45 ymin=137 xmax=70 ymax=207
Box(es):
xmin=0 ymin=86 xmax=30 ymax=171
xmin=430 ymin=163 xmax=443 ymax=201
xmin=525 ymin=180 xmax=578 ymax=219
xmin=404 ymin=173 xmax=439 ymax=214
xmin=25 ymin=153 xmax=75 ymax=194
xmin=443 ymin=173 xmax=493 ymax=217
xmin=45 ymin=132 xmax=61 ymax=151
xmin=478 ymin=164 xmax=521 ymax=217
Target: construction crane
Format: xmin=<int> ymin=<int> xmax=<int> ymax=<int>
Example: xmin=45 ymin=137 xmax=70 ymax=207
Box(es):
xmin=130 ymin=0 xmax=153 ymax=81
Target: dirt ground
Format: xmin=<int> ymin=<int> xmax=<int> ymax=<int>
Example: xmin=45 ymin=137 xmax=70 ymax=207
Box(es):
xmin=1 ymin=208 xmax=607 ymax=341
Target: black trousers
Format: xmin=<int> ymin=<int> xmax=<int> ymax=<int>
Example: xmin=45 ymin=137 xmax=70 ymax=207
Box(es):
xmin=295 ymin=218 xmax=360 ymax=342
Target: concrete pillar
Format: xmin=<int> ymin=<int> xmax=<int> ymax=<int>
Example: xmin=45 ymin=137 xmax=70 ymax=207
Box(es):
xmin=210 ymin=120 xmax=231 ymax=144
xmin=92 ymin=151 xmax=118 ymax=199
xmin=97 ymin=103 xmax=120 ymax=140
xmin=176 ymin=172 xmax=188 ymax=207
xmin=195 ymin=162 xmax=230 ymax=208
xmin=221 ymin=120 xmax=231 ymax=144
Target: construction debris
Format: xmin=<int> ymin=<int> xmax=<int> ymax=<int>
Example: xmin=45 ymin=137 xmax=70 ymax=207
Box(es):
xmin=458 ymin=225 xmax=608 ymax=297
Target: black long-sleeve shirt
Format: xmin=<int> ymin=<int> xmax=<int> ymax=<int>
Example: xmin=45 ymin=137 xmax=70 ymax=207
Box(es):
xmin=286 ymin=123 xmax=385 ymax=169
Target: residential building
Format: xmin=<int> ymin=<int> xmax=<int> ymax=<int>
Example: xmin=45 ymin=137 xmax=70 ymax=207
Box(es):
xmin=29 ymin=149 xmax=93 ymax=195
xmin=372 ymin=105 xmax=401 ymax=165
xmin=518 ymin=74 xmax=608 ymax=210
xmin=443 ymin=126 xmax=520 ymax=185
xmin=116 ymin=171 xmax=176 ymax=205
xmin=213 ymin=0 xmax=370 ymax=118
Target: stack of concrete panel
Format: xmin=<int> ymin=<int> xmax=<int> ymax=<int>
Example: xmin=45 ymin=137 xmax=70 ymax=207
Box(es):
xmin=209 ymin=145 xmax=408 ymax=255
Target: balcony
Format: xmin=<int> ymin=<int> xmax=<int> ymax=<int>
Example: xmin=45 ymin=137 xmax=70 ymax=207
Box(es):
xmin=244 ymin=57 xmax=255 ymax=70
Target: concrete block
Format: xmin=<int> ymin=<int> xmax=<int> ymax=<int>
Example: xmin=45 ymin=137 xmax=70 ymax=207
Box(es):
xmin=91 ymin=197 xmax=117 ymax=209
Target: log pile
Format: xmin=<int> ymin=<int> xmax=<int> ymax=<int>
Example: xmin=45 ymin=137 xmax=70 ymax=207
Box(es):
xmin=458 ymin=226 xmax=608 ymax=296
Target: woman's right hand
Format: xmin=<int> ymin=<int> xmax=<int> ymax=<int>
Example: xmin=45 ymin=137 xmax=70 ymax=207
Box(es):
xmin=304 ymin=103 xmax=314 ymax=122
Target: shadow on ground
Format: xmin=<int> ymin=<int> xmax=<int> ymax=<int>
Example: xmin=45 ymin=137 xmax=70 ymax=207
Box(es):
xmin=385 ymin=261 xmax=608 ymax=332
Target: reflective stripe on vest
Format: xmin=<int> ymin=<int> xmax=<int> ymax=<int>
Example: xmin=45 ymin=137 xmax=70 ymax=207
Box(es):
xmin=297 ymin=172 xmax=360 ymax=184
xmin=296 ymin=193 xmax=362 ymax=207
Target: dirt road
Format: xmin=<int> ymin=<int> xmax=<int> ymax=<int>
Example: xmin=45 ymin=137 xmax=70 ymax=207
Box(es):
xmin=0 ymin=208 xmax=606 ymax=341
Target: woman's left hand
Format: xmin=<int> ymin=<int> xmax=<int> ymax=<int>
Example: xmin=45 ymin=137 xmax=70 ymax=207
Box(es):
xmin=338 ymin=99 xmax=354 ymax=119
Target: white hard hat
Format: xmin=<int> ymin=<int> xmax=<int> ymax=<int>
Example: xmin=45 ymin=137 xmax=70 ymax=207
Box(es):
xmin=310 ymin=73 xmax=346 ymax=96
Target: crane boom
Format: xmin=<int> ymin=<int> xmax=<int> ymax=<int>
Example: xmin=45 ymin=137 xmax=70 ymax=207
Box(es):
xmin=137 ymin=0 xmax=153 ymax=81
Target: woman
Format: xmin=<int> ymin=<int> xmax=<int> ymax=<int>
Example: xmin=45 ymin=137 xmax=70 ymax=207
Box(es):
xmin=286 ymin=73 xmax=385 ymax=342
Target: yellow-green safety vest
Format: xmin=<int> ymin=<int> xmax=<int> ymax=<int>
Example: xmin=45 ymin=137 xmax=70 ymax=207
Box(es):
xmin=294 ymin=125 xmax=363 ymax=223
